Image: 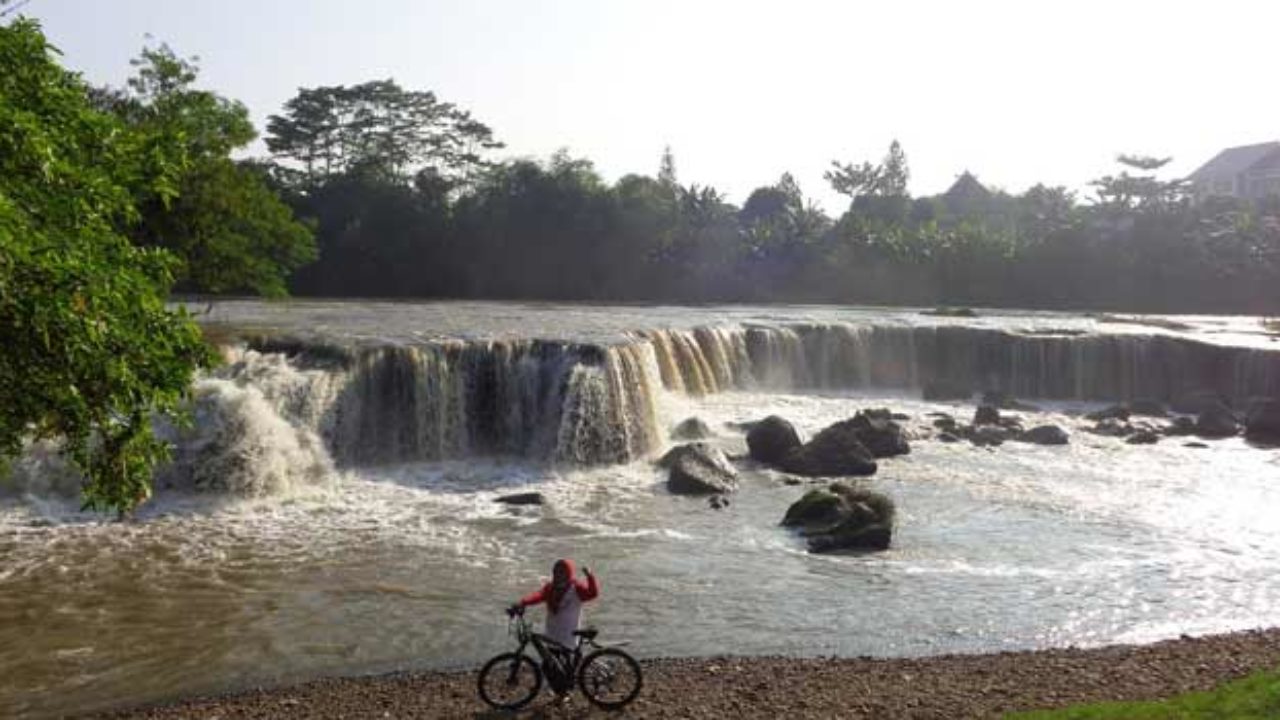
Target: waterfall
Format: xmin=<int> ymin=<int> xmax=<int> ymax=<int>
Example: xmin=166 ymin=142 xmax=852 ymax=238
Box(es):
xmin=215 ymin=338 xmax=664 ymax=470
xmin=642 ymin=324 xmax=1280 ymax=403
xmin=192 ymin=322 xmax=1280 ymax=478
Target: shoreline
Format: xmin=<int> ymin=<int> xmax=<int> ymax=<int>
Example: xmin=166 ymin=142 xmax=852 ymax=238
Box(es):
xmin=94 ymin=627 xmax=1280 ymax=719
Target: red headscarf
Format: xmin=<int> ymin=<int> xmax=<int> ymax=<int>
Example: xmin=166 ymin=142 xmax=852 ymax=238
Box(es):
xmin=547 ymin=558 xmax=574 ymax=613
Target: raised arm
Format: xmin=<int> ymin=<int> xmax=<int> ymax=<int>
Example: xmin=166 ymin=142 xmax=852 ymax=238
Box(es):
xmin=576 ymin=567 xmax=600 ymax=602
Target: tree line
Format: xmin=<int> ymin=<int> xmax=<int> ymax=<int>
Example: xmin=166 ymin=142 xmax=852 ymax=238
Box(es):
xmin=261 ymin=82 xmax=1279 ymax=314
xmin=4 ymin=16 xmax=1279 ymax=513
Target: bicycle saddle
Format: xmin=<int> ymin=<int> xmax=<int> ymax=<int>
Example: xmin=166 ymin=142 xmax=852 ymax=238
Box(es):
xmin=573 ymin=627 xmax=598 ymax=640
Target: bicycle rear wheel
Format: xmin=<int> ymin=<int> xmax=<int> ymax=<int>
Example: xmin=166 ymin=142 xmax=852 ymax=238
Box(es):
xmin=477 ymin=652 xmax=542 ymax=710
xmin=577 ymin=647 xmax=642 ymax=710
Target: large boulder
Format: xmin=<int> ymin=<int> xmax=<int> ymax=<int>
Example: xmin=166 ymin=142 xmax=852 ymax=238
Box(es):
xmin=666 ymin=443 xmax=739 ymax=495
xmin=973 ymin=405 xmax=1001 ymax=426
xmin=778 ymin=422 xmax=878 ymax=477
xmin=1195 ymin=403 xmax=1239 ymax=438
xmin=671 ymin=417 xmax=714 ymax=441
xmin=923 ymin=380 xmax=972 ymax=401
xmin=846 ymin=411 xmax=911 ymax=458
xmin=1015 ymin=425 xmax=1070 ymax=446
xmin=1245 ymin=399 xmax=1280 ymax=443
xmin=781 ymin=483 xmax=895 ymax=553
xmin=746 ymin=416 xmax=802 ymax=465
xmin=1163 ymin=416 xmax=1196 ymax=436
xmin=965 ymin=425 xmax=1009 ymax=447
xmin=657 ymin=441 xmax=715 ymax=468
xmin=495 ymin=492 xmax=546 ymax=506
xmin=1126 ymin=430 xmax=1160 ymax=445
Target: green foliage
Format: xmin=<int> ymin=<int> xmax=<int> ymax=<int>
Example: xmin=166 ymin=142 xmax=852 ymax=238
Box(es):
xmin=826 ymin=139 xmax=911 ymax=202
xmin=0 ymin=19 xmax=214 ymax=513
xmin=266 ymin=80 xmax=503 ymax=186
xmin=97 ymin=43 xmax=316 ymax=296
xmin=1006 ymin=666 xmax=1280 ymax=719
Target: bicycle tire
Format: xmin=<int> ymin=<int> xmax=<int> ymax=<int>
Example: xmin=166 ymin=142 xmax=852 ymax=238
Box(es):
xmin=477 ymin=652 xmax=542 ymax=710
xmin=577 ymin=647 xmax=642 ymax=710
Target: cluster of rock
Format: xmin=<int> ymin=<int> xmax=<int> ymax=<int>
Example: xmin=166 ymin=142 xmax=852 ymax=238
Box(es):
xmin=780 ymin=482 xmax=895 ymax=553
xmin=1078 ymin=394 xmax=1280 ymax=445
xmin=930 ymin=405 xmax=1069 ymax=448
xmin=746 ymin=410 xmax=909 ymax=477
xmin=657 ymin=411 xmax=906 ymax=552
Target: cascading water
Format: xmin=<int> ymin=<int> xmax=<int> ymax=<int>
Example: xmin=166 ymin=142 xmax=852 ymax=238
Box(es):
xmin=177 ymin=321 xmax=1280 ymax=491
xmin=203 ymin=338 xmax=665 ymax=476
xmin=640 ymin=324 xmax=1280 ymax=403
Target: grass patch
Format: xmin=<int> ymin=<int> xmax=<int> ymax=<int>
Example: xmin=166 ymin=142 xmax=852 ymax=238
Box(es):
xmin=1006 ymin=667 xmax=1280 ymax=719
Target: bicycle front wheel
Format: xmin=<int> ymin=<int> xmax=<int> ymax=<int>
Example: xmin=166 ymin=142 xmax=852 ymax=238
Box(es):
xmin=477 ymin=652 xmax=542 ymax=710
xmin=577 ymin=647 xmax=642 ymax=710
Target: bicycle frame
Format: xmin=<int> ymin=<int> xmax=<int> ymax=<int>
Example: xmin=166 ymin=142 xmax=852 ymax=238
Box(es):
xmin=509 ymin=614 xmax=591 ymax=673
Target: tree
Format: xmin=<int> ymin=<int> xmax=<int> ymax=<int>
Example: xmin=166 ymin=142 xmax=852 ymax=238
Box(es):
xmin=658 ymin=145 xmax=678 ymax=188
xmin=265 ymin=80 xmax=503 ymax=187
xmin=0 ymin=19 xmax=214 ymax=513
xmin=1091 ymin=154 xmax=1187 ymax=212
xmin=99 ymin=43 xmax=316 ymax=296
xmin=825 ymin=139 xmax=911 ymax=202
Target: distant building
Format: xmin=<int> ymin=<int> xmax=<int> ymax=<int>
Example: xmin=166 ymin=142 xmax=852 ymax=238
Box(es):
xmin=941 ymin=171 xmax=992 ymax=214
xmin=1187 ymin=142 xmax=1280 ymax=200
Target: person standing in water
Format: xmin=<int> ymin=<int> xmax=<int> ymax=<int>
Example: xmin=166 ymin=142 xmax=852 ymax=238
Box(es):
xmin=509 ymin=558 xmax=599 ymax=648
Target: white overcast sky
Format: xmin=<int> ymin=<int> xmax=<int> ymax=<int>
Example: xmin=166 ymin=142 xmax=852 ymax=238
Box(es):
xmin=19 ymin=0 xmax=1280 ymax=211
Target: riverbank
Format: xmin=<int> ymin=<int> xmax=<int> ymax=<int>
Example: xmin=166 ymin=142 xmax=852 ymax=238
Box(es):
xmin=96 ymin=628 xmax=1280 ymax=719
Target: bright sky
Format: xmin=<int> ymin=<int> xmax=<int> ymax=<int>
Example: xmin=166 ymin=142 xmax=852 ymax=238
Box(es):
xmin=20 ymin=0 xmax=1280 ymax=211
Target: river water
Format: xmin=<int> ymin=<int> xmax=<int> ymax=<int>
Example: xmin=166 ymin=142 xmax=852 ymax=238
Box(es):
xmin=1 ymin=301 xmax=1279 ymax=718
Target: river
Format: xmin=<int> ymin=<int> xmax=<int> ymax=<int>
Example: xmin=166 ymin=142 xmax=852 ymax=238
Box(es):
xmin=2 ymin=300 xmax=1278 ymax=718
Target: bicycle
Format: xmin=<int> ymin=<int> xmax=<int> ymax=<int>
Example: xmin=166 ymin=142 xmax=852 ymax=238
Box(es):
xmin=477 ymin=606 xmax=642 ymax=711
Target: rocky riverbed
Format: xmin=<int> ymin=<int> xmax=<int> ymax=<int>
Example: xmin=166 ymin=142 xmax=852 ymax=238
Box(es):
xmin=95 ymin=628 xmax=1280 ymax=719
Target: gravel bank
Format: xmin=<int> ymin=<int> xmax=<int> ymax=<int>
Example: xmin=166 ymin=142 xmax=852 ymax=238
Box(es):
xmin=96 ymin=628 xmax=1280 ymax=719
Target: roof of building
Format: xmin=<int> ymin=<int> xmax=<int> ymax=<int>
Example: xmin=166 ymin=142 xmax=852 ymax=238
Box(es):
xmin=1188 ymin=142 xmax=1280 ymax=181
xmin=943 ymin=171 xmax=991 ymax=202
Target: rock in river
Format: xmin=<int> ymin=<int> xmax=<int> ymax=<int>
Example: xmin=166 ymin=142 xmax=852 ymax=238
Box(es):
xmin=671 ymin=417 xmax=714 ymax=441
xmin=666 ymin=443 xmax=739 ymax=495
xmin=846 ymin=410 xmax=911 ymax=458
xmin=777 ymin=421 xmax=877 ymax=477
xmin=781 ymin=482 xmax=895 ymax=553
xmin=746 ymin=415 xmax=802 ymax=465
xmin=1245 ymin=399 xmax=1280 ymax=443
xmin=1015 ymin=425 xmax=1070 ymax=446
xmin=1195 ymin=404 xmax=1239 ymax=438
xmin=495 ymin=492 xmax=546 ymax=506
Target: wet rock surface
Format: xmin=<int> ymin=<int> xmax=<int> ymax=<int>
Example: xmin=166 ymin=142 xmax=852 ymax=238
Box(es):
xmin=494 ymin=492 xmax=546 ymax=506
xmin=839 ymin=410 xmax=911 ymax=458
xmin=777 ymin=422 xmax=878 ymax=477
xmin=99 ymin=629 xmax=1280 ymax=720
xmin=781 ymin=482 xmax=894 ymax=553
xmin=671 ymin=417 xmax=714 ymax=441
xmin=1195 ymin=404 xmax=1240 ymax=438
xmin=1245 ymin=398 xmax=1280 ymax=443
xmin=665 ymin=443 xmax=738 ymax=495
xmin=746 ymin=415 xmax=802 ymax=465
xmin=1015 ymin=425 xmax=1070 ymax=446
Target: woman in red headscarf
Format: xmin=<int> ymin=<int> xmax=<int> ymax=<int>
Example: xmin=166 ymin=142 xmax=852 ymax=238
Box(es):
xmin=510 ymin=558 xmax=599 ymax=648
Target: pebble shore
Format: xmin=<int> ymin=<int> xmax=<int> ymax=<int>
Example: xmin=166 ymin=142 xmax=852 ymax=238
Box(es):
xmin=96 ymin=628 xmax=1280 ymax=719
